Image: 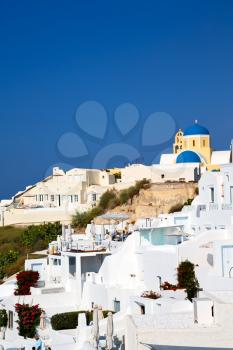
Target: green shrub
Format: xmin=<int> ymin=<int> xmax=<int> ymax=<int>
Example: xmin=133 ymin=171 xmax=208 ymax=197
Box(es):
xmin=119 ymin=179 xmax=150 ymax=205
xmin=0 ymin=250 xmax=20 ymax=279
xmin=72 ymin=207 xmax=104 ymax=228
xmin=177 ymin=260 xmax=199 ymax=301
xmin=51 ymin=310 xmax=114 ymax=330
xmin=195 ymin=187 xmax=199 ymax=195
xmin=183 ymin=198 xmax=194 ymax=206
xmin=21 ymin=222 xmax=62 ymax=248
xmin=119 ymin=189 xmax=130 ymax=205
xmin=168 ymin=203 xmax=184 ymax=214
xmin=99 ymin=191 xmax=117 ymax=210
xmin=0 ymin=309 xmax=8 ymax=328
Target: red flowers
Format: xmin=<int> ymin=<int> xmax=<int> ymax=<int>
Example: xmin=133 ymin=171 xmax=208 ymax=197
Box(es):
xmin=14 ymin=270 xmax=39 ymax=295
xmin=161 ymin=281 xmax=178 ymax=291
xmin=15 ymin=303 xmax=42 ymax=338
xmin=141 ymin=291 xmax=161 ymax=299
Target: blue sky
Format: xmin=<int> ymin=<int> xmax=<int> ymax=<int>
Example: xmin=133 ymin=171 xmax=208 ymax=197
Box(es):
xmin=0 ymin=0 xmax=233 ymax=198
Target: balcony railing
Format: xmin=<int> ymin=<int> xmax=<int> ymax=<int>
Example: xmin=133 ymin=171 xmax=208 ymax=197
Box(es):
xmin=209 ymin=203 xmax=219 ymax=210
xmin=222 ymin=203 xmax=233 ymax=210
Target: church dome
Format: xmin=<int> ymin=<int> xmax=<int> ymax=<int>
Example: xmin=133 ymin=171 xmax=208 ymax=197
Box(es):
xmin=184 ymin=122 xmax=209 ymax=136
xmin=176 ymin=150 xmax=201 ymax=163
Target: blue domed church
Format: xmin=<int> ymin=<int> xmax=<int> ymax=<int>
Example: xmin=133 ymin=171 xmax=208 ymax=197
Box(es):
xmin=173 ymin=120 xmax=212 ymax=165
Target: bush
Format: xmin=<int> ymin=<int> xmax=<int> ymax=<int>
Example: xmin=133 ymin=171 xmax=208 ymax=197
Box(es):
xmin=161 ymin=281 xmax=177 ymax=291
xmin=119 ymin=179 xmax=151 ymax=205
xmin=51 ymin=310 xmax=114 ymax=330
xmin=183 ymin=198 xmax=194 ymax=206
xmin=72 ymin=207 xmax=104 ymax=228
xmin=98 ymin=191 xmax=117 ymax=210
xmin=15 ymin=303 xmax=42 ymax=338
xmin=0 ymin=250 xmax=19 ymax=280
xmin=177 ymin=260 xmax=199 ymax=301
xmin=141 ymin=291 xmax=161 ymax=299
xmin=119 ymin=189 xmax=130 ymax=205
xmin=14 ymin=270 xmax=39 ymax=295
xmin=0 ymin=309 xmax=8 ymax=328
xmin=168 ymin=203 xmax=184 ymax=213
xmin=21 ymin=222 xmax=61 ymax=248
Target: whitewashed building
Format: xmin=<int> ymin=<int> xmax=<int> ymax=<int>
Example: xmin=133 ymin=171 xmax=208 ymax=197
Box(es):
xmin=0 ymin=167 xmax=115 ymax=226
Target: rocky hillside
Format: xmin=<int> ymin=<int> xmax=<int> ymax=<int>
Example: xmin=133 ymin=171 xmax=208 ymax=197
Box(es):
xmin=95 ymin=182 xmax=198 ymax=224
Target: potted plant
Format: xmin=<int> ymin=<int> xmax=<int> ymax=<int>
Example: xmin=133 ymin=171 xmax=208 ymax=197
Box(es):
xmin=141 ymin=291 xmax=161 ymax=299
xmin=177 ymin=260 xmax=199 ymax=301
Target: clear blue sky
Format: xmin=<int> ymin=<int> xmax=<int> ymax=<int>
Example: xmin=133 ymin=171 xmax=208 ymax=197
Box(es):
xmin=0 ymin=0 xmax=233 ymax=199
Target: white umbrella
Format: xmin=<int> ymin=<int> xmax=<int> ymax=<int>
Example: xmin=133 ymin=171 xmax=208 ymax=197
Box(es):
xmin=106 ymin=312 xmax=113 ymax=350
xmin=92 ymin=305 xmax=99 ymax=349
xmin=98 ymin=305 xmax=104 ymax=321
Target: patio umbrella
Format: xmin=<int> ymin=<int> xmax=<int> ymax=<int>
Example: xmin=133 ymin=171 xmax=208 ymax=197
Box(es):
xmin=39 ymin=311 xmax=46 ymax=329
xmin=92 ymin=305 xmax=99 ymax=349
xmin=106 ymin=312 xmax=113 ymax=350
xmin=98 ymin=305 xmax=104 ymax=321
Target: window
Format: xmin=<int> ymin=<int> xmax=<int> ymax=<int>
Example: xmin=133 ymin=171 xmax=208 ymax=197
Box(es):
xmin=44 ymin=194 xmax=48 ymax=201
xmin=203 ymin=139 xmax=206 ymax=147
xmin=209 ymin=187 xmax=214 ymax=203
xmin=161 ymin=174 xmax=165 ymax=179
xmin=53 ymin=259 xmax=61 ymax=266
xmin=92 ymin=193 xmax=97 ymax=202
xmin=113 ymin=299 xmax=121 ymax=312
xmin=51 ymin=195 xmax=55 ymax=202
xmin=39 ymin=195 xmax=43 ymax=202
xmin=193 ymin=140 xmax=195 ymax=147
xmin=69 ymin=257 xmax=76 ymax=278
xmin=74 ymin=195 xmax=79 ymax=202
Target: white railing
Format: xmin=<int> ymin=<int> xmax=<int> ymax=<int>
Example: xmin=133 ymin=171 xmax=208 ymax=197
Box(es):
xmin=222 ymin=203 xmax=233 ymax=210
xmin=209 ymin=203 xmax=219 ymax=210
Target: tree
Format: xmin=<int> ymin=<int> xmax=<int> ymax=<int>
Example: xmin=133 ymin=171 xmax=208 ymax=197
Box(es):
xmin=177 ymin=260 xmax=199 ymax=301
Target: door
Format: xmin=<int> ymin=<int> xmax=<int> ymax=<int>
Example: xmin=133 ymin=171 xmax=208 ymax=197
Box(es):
xmin=113 ymin=299 xmax=121 ymax=312
xmin=31 ymin=263 xmax=43 ymax=280
xmin=230 ymin=187 xmax=233 ymax=204
xmin=222 ymin=246 xmax=233 ymax=277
